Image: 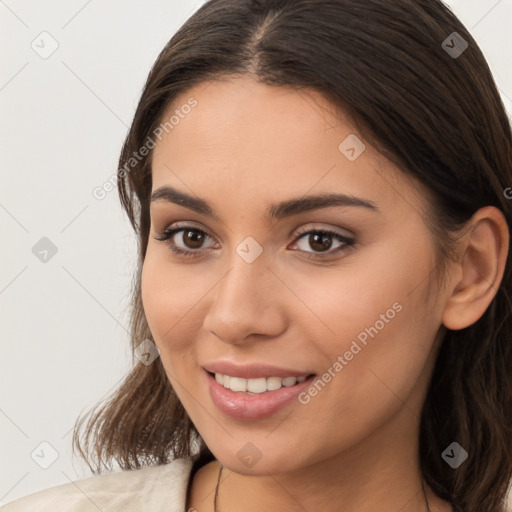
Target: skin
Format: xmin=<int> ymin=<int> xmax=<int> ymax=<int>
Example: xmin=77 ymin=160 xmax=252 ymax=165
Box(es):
xmin=141 ymin=76 xmax=508 ymax=512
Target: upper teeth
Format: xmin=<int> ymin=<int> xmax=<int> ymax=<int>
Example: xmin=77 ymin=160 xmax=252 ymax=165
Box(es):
xmin=215 ymin=373 xmax=307 ymax=393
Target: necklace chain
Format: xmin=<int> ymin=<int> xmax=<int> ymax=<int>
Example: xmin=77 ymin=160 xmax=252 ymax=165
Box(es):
xmin=213 ymin=463 xmax=222 ymax=512
xmin=211 ymin=463 xmax=433 ymax=512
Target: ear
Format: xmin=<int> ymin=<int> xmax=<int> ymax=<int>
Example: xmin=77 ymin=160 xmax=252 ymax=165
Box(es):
xmin=442 ymin=206 xmax=509 ymax=331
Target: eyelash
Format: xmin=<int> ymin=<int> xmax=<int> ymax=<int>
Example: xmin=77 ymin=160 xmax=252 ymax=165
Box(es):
xmin=153 ymin=224 xmax=355 ymax=261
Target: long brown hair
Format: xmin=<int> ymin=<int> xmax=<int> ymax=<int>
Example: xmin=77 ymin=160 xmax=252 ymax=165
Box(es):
xmin=72 ymin=1 xmax=512 ymax=510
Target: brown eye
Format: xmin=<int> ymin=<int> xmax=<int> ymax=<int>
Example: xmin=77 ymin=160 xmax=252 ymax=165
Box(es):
xmin=181 ymin=229 xmax=206 ymax=249
xmin=153 ymin=226 xmax=217 ymax=258
xmin=292 ymin=228 xmax=355 ymax=260
xmin=307 ymin=232 xmax=334 ymax=252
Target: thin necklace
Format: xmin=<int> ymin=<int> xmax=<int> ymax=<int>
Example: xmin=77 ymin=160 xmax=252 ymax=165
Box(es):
xmin=212 ymin=464 xmax=432 ymax=512
xmin=213 ymin=463 xmax=222 ymax=512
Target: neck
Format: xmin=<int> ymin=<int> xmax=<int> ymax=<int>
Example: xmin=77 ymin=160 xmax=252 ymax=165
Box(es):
xmin=212 ymin=407 xmax=450 ymax=512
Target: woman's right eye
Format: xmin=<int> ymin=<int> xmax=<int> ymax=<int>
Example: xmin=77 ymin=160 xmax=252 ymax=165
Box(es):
xmin=153 ymin=226 xmax=217 ymax=258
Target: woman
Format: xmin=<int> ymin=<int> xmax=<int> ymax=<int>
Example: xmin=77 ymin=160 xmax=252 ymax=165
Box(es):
xmin=3 ymin=0 xmax=511 ymax=511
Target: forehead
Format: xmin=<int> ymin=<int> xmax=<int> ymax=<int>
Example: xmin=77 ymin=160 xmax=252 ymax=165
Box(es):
xmin=150 ymin=76 xmax=427 ymax=216
xmin=153 ymin=76 xmax=347 ymax=158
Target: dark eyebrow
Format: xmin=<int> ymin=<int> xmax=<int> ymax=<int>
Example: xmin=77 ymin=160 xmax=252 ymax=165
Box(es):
xmin=150 ymin=185 xmax=378 ymax=220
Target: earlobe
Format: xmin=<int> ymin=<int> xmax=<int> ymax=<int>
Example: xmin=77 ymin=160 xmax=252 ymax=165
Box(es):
xmin=442 ymin=206 xmax=509 ymax=331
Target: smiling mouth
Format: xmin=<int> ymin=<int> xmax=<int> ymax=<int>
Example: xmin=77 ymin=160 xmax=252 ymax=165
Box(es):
xmin=207 ymin=371 xmax=316 ymax=394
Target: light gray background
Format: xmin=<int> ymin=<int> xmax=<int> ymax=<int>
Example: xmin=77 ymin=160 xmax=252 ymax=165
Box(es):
xmin=1 ymin=0 xmax=511 ymax=505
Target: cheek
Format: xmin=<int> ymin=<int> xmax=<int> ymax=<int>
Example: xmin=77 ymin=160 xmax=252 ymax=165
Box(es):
xmin=322 ymin=304 xmax=437 ymax=451
xmin=294 ymin=239 xmax=440 ymax=397
xmin=141 ymin=257 xmax=205 ymax=405
xmin=140 ymin=252 xmax=200 ymax=356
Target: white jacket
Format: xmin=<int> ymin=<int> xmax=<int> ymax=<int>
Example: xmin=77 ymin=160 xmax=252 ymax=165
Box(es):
xmin=1 ymin=457 xmax=194 ymax=512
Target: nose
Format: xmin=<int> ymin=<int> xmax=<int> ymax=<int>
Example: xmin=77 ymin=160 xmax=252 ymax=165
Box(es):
xmin=202 ymin=249 xmax=287 ymax=345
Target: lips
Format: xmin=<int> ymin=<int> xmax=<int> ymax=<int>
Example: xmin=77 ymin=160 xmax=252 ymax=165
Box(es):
xmin=202 ymin=361 xmax=317 ymax=420
xmin=202 ymin=361 xmax=315 ymax=379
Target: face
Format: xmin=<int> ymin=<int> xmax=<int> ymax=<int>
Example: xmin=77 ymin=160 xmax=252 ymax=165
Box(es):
xmin=141 ymin=76 xmax=448 ymax=476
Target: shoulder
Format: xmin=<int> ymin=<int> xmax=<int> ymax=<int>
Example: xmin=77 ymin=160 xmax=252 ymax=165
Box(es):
xmin=1 ymin=457 xmax=194 ymax=512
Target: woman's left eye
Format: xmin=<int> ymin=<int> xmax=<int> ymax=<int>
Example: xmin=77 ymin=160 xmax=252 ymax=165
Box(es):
xmin=291 ymin=228 xmax=355 ymax=260
xmin=153 ymin=225 xmax=355 ymax=260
